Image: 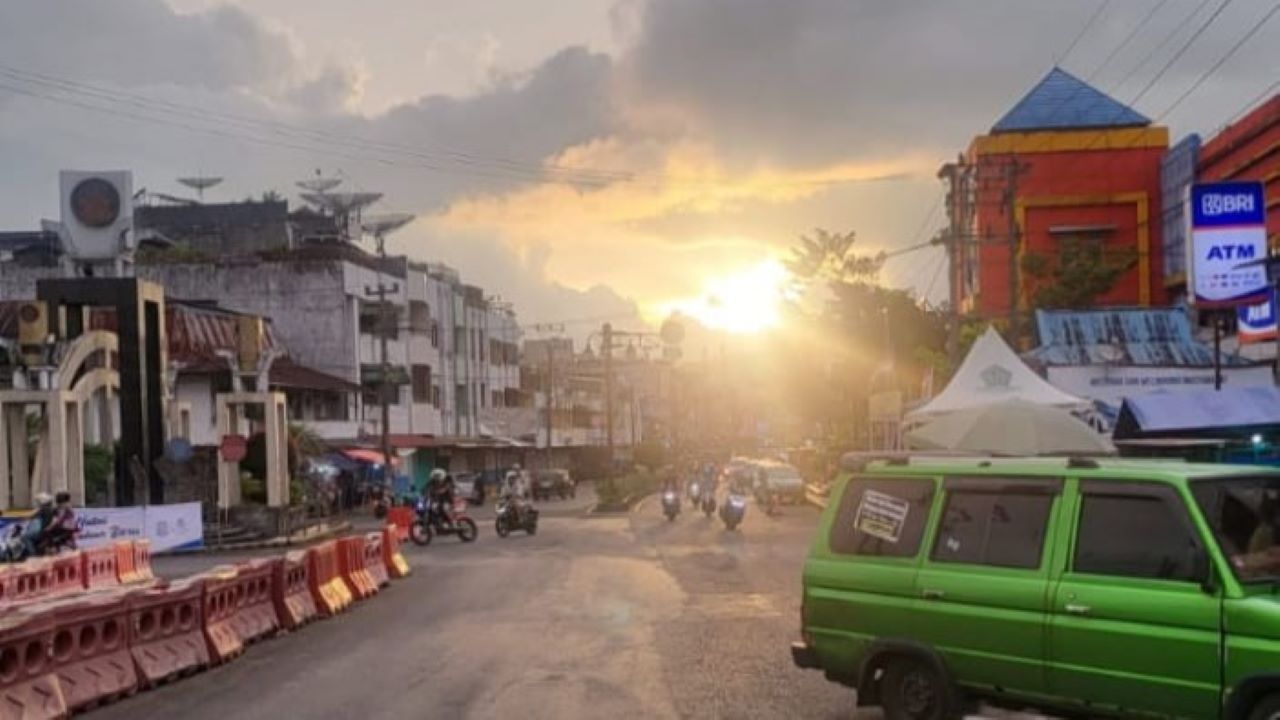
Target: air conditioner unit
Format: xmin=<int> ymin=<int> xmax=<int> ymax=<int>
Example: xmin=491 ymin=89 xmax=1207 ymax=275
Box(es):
xmin=58 ymin=170 xmax=133 ymax=260
xmin=17 ymin=302 xmax=48 ymax=365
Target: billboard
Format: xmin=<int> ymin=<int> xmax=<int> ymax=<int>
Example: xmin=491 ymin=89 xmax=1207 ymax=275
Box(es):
xmin=1239 ymin=290 xmax=1278 ymax=344
xmin=1188 ymin=181 xmax=1269 ymax=307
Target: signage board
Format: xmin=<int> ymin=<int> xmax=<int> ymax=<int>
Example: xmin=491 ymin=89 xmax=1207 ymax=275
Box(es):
xmin=1239 ymin=290 xmax=1278 ymax=344
xmin=220 ymin=434 xmax=248 ymax=463
xmin=0 ymin=502 xmax=203 ymax=553
xmin=1188 ymin=181 xmax=1269 ymax=307
xmin=1046 ymin=365 xmax=1275 ymax=406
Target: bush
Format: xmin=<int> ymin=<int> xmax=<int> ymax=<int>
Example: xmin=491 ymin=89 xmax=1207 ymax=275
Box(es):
xmin=595 ymin=469 xmax=659 ymax=510
xmin=83 ymin=444 xmax=114 ymax=505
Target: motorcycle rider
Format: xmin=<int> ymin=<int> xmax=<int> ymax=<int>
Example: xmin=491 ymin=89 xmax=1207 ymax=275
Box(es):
xmin=43 ymin=491 xmax=78 ymax=553
xmin=22 ymin=493 xmax=56 ymax=558
xmin=499 ymin=469 xmax=530 ymax=523
xmin=427 ymin=469 xmax=458 ymax=526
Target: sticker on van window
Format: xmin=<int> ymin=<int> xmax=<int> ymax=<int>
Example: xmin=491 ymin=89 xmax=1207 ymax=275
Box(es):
xmin=854 ymin=489 xmax=910 ymax=543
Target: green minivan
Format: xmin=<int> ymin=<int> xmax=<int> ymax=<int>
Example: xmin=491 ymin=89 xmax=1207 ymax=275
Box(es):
xmin=791 ymin=454 xmax=1280 ymax=720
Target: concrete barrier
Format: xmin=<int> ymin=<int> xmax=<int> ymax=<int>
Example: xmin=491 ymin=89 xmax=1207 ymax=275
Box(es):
xmin=0 ymin=610 xmax=66 ymax=719
xmin=128 ymin=579 xmax=209 ymax=687
xmin=272 ymin=551 xmax=318 ymax=631
xmin=228 ymin=559 xmax=279 ymax=644
xmin=42 ymin=590 xmax=138 ymax=712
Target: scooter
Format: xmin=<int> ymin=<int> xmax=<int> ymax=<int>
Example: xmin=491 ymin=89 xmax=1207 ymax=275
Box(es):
xmin=495 ymin=498 xmax=539 ymax=537
xmin=720 ymin=492 xmax=747 ymax=531
xmin=687 ymin=481 xmax=701 ymax=509
xmin=700 ymin=490 xmax=716 ymax=518
xmin=410 ymin=496 xmax=478 ymax=545
xmin=661 ymin=490 xmax=681 ymax=522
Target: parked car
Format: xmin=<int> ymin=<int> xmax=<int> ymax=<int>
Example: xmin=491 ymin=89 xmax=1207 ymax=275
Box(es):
xmin=791 ymin=453 xmax=1280 ymax=720
xmin=754 ymin=460 xmax=804 ymax=504
xmin=532 ymin=469 xmax=575 ymax=501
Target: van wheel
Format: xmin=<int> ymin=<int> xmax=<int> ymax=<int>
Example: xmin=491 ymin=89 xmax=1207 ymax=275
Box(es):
xmin=881 ymin=657 xmax=956 ymax=720
xmin=1248 ymin=692 xmax=1280 ymax=720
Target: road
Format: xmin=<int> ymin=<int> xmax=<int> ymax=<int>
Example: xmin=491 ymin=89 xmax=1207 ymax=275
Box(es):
xmin=96 ymin=492 xmax=857 ymax=720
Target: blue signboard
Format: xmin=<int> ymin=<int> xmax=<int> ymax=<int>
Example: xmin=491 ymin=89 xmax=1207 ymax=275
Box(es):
xmin=1189 ymin=181 xmax=1269 ymax=307
xmin=1239 ymin=290 xmax=1278 ymax=344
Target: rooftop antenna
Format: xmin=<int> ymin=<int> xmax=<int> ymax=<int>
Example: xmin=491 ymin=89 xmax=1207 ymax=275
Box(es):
xmin=176 ymin=176 xmax=222 ymax=202
xmin=296 ymin=168 xmax=342 ymax=194
xmin=300 ymin=191 xmax=382 ymax=242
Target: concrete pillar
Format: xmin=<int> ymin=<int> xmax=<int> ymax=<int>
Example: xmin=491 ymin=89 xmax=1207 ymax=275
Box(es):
xmin=265 ymin=393 xmax=288 ymax=508
xmin=7 ymin=405 xmax=30 ymax=508
xmin=65 ymin=400 xmax=84 ymax=506
xmin=0 ymin=402 xmax=10 ymax=511
xmin=215 ymin=398 xmax=240 ymax=510
xmin=44 ymin=395 xmax=68 ymax=497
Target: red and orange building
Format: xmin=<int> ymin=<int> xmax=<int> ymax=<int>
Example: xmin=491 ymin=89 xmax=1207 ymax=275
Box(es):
xmin=944 ymin=68 xmax=1170 ymax=323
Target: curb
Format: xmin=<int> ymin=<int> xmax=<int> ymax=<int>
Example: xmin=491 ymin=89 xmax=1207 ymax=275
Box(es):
xmin=184 ymin=521 xmax=354 ymax=555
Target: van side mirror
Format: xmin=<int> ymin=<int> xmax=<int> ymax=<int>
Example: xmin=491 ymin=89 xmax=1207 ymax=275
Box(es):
xmin=1193 ymin=551 xmax=1218 ymax=595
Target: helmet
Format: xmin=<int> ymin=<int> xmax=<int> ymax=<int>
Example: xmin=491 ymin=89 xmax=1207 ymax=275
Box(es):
xmin=429 ymin=469 xmax=446 ymax=482
xmin=34 ymin=492 xmax=53 ymax=507
xmin=511 ymin=463 xmax=521 ymax=472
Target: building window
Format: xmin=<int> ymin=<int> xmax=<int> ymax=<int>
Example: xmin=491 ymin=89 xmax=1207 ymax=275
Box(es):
xmin=491 ymin=390 xmax=502 ymax=408
xmin=430 ymin=321 xmax=439 ymax=349
xmin=455 ymin=384 xmax=468 ymax=416
xmin=480 ymin=383 xmax=487 ymax=408
xmin=411 ymin=364 xmax=432 ymax=404
xmin=431 ymin=385 xmax=441 ymax=408
xmin=930 ymin=487 xmax=1054 ymax=569
xmin=454 ymin=327 xmax=466 ymax=357
xmin=408 ymin=301 xmax=431 ymax=334
xmin=358 ymin=302 xmax=398 ymax=340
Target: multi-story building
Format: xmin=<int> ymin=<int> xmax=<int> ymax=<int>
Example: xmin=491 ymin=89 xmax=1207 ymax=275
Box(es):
xmin=942 ymin=68 xmax=1170 ymax=327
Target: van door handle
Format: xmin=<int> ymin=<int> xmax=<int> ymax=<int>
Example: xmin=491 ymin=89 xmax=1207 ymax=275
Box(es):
xmin=1064 ymin=603 xmax=1091 ymax=615
xmin=922 ymin=589 xmax=946 ymax=600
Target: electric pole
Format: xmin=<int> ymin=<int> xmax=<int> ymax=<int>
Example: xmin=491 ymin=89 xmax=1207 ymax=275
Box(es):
xmin=602 ymin=323 xmax=614 ymax=477
xmin=938 ymin=156 xmax=966 ymax=367
xmin=545 ymin=341 xmax=555 ymax=468
xmin=361 ymin=213 xmax=413 ymax=484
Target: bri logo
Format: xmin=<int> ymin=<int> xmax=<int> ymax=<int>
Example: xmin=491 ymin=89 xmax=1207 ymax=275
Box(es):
xmin=1200 ymin=192 xmax=1256 ymax=217
xmin=1245 ymin=303 xmax=1273 ymax=323
xmin=1205 ymin=244 xmax=1256 ymax=261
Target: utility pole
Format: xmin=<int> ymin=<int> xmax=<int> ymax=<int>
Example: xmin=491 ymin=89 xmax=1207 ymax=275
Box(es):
xmin=602 ymin=323 xmax=614 ymax=477
xmin=938 ymin=156 xmax=966 ymax=366
xmin=365 ymin=233 xmax=399 ymax=482
xmin=544 ymin=342 xmax=555 ymax=468
xmin=1003 ymin=158 xmax=1024 ymax=345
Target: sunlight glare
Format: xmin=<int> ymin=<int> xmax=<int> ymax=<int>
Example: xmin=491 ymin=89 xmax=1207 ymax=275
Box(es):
xmin=665 ymin=259 xmax=789 ymax=334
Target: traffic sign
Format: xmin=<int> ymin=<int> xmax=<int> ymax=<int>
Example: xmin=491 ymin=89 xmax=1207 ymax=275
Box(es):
xmin=219 ymin=434 xmax=248 ymax=463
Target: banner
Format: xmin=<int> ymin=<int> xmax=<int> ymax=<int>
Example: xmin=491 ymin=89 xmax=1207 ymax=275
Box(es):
xmin=1239 ymin=291 xmax=1278 ymax=344
xmin=1047 ymin=365 xmax=1275 ymax=405
xmin=0 ymin=502 xmax=203 ymax=553
xmin=1189 ymin=181 xmax=1269 ymax=307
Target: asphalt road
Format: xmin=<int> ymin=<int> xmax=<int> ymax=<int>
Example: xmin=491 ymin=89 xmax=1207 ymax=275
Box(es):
xmin=95 ymin=493 xmax=857 ymax=720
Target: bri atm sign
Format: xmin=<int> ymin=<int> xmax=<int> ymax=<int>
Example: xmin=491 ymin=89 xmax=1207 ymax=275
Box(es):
xmin=1189 ymin=181 xmax=1269 ymax=308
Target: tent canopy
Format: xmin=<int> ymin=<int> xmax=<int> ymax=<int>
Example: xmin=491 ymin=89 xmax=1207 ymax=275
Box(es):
xmin=908 ymin=327 xmax=1087 ymax=420
xmin=906 ymin=399 xmax=1116 ymax=456
xmin=1114 ymin=386 xmax=1280 ymax=439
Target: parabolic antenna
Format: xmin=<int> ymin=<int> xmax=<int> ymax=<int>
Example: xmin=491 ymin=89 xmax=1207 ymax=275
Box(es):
xmin=361 ymin=213 xmax=416 ymax=236
xmin=300 ymin=191 xmax=382 ymax=213
xmin=177 ymin=176 xmax=222 ymax=201
xmin=297 ymin=177 xmax=342 ymax=193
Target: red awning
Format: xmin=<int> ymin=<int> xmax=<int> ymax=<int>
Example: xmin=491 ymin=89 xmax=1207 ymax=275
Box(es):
xmin=341 ymin=448 xmax=400 ymax=467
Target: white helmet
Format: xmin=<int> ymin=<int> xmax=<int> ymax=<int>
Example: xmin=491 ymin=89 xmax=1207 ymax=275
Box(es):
xmin=430 ymin=469 xmax=446 ymax=482
xmin=34 ymin=492 xmax=53 ymax=507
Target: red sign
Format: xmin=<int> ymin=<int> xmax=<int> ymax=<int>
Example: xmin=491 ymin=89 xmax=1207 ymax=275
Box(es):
xmin=219 ymin=434 xmax=248 ymax=463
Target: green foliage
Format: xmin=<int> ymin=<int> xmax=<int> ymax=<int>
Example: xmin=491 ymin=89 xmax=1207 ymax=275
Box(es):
xmin=595 ymin=469 xmax=659 ymax=508
xmin=135 ymin=243 xmax=214 ymax=265
xmin=242 ymin=423 xmax=328 ymax=504
xmin=1022 ymin=238 xmax=1138 ymax=309
xmin=83 ymin=444 xmax=114 ymax=506
xmin=785 ymin=228 xmax=885 ymax=286
xmin=633 ymin=442 xmax=666 ymax=470
xmin=240 ymin=474 xmax=266 ymax=504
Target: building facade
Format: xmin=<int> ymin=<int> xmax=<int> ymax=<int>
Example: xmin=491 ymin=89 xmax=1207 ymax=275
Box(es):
xmin=945 ymin=68 xmax=1170 ymax=324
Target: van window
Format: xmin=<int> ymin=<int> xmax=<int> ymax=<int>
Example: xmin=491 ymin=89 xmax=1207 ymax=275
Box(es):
xmin=1074 ymin=493 xmax=1199 ymax=581
xmin=829 ymin=478 xmax=933 ymax=558
xmin=931 ymin=490 xmax=1053 ymax=569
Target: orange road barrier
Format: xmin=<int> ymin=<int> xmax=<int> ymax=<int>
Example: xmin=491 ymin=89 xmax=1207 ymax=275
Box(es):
xmin=337 ymin=536 xmax=378 ymax=600
xmin=0 ymin=610 xmax=67 ymax=719
xmin=47 ymin=553 xmax=83 ymax=598
xmin=385 ymin=506 xmax=413 ymax=543
xmin=81 ymin=546 xmax=120 ymax=591
xmin=7 ymin=559 xmax=55 ymax=605
xmin=228 ymin=559 xmax=279 ymax=644
xmin=128 ymin=579 xmax=209 ymax=687
xmin=115 ymin=541 xmax=140 ymax=585
xmin=131 ymin=540 xmax=155 ymax=583
xmin=363 ymin=533 xmax=390 ymax=588
xmin=41 ymin=590 xmax=138 ymax=712
xmin=381 ymin=525 xmax=411 ymax=579
xmin=305 ymin=541 xmax=352 ymax=617
xmin=198 ymin=567 xmax=244 ymax=665
xmin=272 ymin=551 xmax=318 ymax=631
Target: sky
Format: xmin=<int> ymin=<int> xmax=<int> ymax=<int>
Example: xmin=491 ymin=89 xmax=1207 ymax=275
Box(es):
xmin=0 ymin=0 xmax=1277 ymax=335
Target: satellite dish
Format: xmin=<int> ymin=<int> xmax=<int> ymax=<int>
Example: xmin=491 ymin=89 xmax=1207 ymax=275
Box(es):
xmin=300 ymin=192 xmax=382 ymax=213
xmin=361 ymin=213 xmax=416 ymax=236
xmin=177 ymin=176 xmax=222 ymax=202
xmin=297 ymin=177 xmax=342 ymax=193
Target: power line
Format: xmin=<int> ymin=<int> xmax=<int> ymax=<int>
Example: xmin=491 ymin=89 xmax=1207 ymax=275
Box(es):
xmin=1111 ymin=0 xmax=1213 ymax=95
xmin=1126 ymin=0 xmax=1237 ymax=108
xmin=1060 ymin=0 xmax=1114 ymax=65
xmin=1087 ymin=0 xmax=1172 ymax=81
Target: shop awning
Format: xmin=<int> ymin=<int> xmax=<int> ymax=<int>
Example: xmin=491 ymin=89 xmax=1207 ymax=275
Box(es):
xmin=341 ymin=448 xmax=401 ymax=467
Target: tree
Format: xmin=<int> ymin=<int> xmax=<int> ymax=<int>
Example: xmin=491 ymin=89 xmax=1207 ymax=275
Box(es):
xmin=785 ymin=228 xmax=885 ymax=288
xmin=1021 ymin=238 xmax=1137 ymax=309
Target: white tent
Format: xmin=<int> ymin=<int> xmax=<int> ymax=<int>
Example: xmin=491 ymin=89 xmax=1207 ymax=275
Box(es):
xmin=907 ymin=327 xmax=1087 ymax=421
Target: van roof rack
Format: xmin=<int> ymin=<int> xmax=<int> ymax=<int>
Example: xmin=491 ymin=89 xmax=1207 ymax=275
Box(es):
xmin=839 ymin=451 xmax=1111 ymax=473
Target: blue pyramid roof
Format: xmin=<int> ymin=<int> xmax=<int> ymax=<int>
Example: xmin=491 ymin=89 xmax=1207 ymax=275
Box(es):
xmin=992 ymin=67 xmax=1150 ymax=133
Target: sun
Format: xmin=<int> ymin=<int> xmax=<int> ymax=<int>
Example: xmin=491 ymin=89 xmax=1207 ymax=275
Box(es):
xmin=664 ymin=259 xmax=789 ymax=334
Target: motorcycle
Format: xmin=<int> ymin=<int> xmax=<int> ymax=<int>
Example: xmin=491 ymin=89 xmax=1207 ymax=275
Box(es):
xmin=720 ymin=492 xmax=747 ymax=531
xmin=699 ymin=489 xmax=716 ymax=518
xmin=410 ymin=496 xmax=478 ymax=545
xmin=687 ymin=481 xmax=701 ymax=509
xmin=495 ymin=498 xmax=539 ymax=537
xmin=661 ymin=490 xmax=681 ymax=522
xmin=370 ymin=484 xmax=390 ymax=520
